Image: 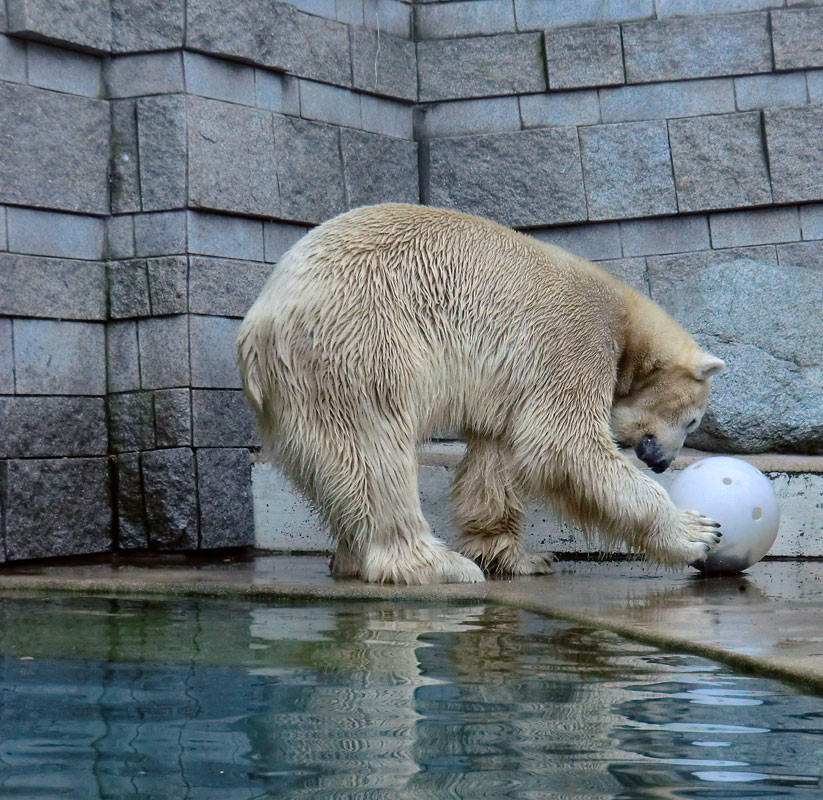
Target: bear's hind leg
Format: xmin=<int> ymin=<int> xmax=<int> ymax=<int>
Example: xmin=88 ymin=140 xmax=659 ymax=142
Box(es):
xmin=453 ymin=437 xmax=554 ymax=576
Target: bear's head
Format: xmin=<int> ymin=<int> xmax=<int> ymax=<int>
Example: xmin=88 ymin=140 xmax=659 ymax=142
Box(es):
xmin=611 ymin=349 xmax=725 ymax=473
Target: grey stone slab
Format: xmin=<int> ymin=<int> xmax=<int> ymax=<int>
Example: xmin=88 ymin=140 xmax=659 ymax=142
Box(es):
xmin=519 ymin=90 xmax=601 ymax=128
xmin=335 ymin=0 xmax=364 ymax=26
xmin=27 ymin=41 xmax=102 ymax=96
xmin=108 ymin=259 xmax=150 ymax=319
xmin=599 ymin=78 xmax=735 ymax=123
xmin=254 ymin=69 xmax=300 ymax=114
xmin=801 ymin=204 xmax=823 ymax=240
xmin=710 ymin=207 xmax=801 ymax=248
xmin=108 ymin=391 xmax=155 ymax=453
xmin=134 ymin=211 xmax=186 ymax=257
xmin=189 ymin=256 xmax=271 ymax=318
xmin=154 ymin=387 xmax=191 ymax=448
xmin=0 ymin=253 xmax=106 ymax=320
xmin=187 ymin=96 xmax=279 ymax=218
xmin=580 ymin=120 xmax=677 ymax=221
xmin=147 ymin=256 xmax=188 ymax=316
xmin=106 ymin=215 xmax=134 ymax=260
xmin=138 ymin=315 xmax=190 ymax=389
xmin=513 ymin=0 xmax=653 ymax=29
xmin=777 ymin=240 xmax=823 ymax=271
xmin=14 ymin=319 xmax=105 ymax=395
xmin=361 ymin=95 xmax=414 ymax=139
xmin=292 ymin=0 xmax=335 ymax=18
xmin=107 ymin=320 xmax=140 ymax=393
xmin=3 ymin=458 xmax=112 ymax=561
xmin=0 ymin=318 xmax=12 ymax=393
xmin=187 ymin=211 xmax=264 ymax=261
xmin=0 ymin=207 xmax=5 ymax=251
xmin=0 ymin=396 xmax=107 ymax=457
xmin=765 ymin=105 xmax=823 ymax=204
xmin=341 ymin=128 xmax=419 ymax=208
xmin=264 ymin=222 xmax=309 ymax=263
xmin=620 ymin=215 xmax=710 ymax=256
xmin=734 ymin=72 xmax=808 ymax=111
xmin=363 ymin=0 xmax=412 ymax=37
xmin=772 ymin=9 xmax=823 ymax=71
xmin=183 ymin=51 xmax=256 ymax=105
xmin=137 ymin=95 xmax=187 ymax=212
xmin=0 ymin=82 xmax=109 ymax=214
xmin=416 ymin=97 xmax=521 ymax=139
xmin=115 ymin=453 xmax=147 ymax=550
xmin=595 ymin=256 xmax=649 ymax=294
xmin=426 ymin=127 xmax=586 ymax=228
xmin=546 ymin=25 xmax=624 ymax=90
xmin=0 ymin=33 xmax=26 ymax=82
xmin=417 ymin=33 xmax=546 ymax=102
xmin=187 ymin=0 xmax=351 ymax=87
xmin=657 ymin=0 xmax=781 ymax=14
xmin=111 ymin=0 xmax=184 ymax=52
xmin=192 ymin=389 xmax=259 ymax=448
xmin=110 ymin=99 xmax=141 ymax=215
xmin=669 ymin=112 xmax=772 ymax=212
xmin=189 ymin=314 xmax=242 ymax=389
xmin=351 ymin=27 xmax=417 ymax=101
xmin=106 ymin=52 xmax=184 ymax=99
xmin=7 ymin=208 xmax=104 ymax=260
xmin=7 ymin=0 xmax=110 ymax=53
xmin=274 ymin=115 xmax=346 ymax=223
xmin=141 ymin=448 xmax=198 ymax=550
xmin=300 ymin=79 xmax=361 ymax=128
xmin=197 ymin=448 xmax=254 ymax=548
xmin=415 ymin=0 xmax=515 ymax=39
xmin=647 ymin=245 xmax=778 ymax=278
xmin=809 ymin=69 xmax=823 ymax=103
xmin=622 ymin=13 xmax=772 ymax=84
xmin=530 ymin=222 xmax=622 ymax=261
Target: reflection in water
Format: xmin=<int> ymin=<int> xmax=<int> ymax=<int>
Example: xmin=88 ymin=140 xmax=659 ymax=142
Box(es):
xmin=0 ymin=597 xmax=819 ymax=798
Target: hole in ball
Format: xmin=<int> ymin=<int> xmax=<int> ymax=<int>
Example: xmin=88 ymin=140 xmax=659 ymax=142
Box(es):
xmin=752 ymin=506 xmax=763 ymax=520
xmin=722 ymin=477 xmax=732 ymax=485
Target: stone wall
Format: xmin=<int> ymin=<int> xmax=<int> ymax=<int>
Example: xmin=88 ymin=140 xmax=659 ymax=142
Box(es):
xmin=0 ymin=0 xmax=820 ymax=561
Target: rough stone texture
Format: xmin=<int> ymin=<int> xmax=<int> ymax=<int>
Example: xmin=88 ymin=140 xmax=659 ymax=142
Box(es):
xmin=108 ymin=259 xmax=150 ymax=320
xmin=1 ymin=254 xmax=106 ymax=320
xmin=14 ymin=320 xmax=105 ymax=395
xmin=197 ymin=448 xmax=254 ymax=549
xmin=734 ymin=72 xmax=808 ymax=111
xmin=137 ymin=315 xmax=190 ymax=390
xmin=622 ymin=13 xmax=772 ymax=83
xmin=580 ymin=121 xmax=677 ymax=221
xmin=115 ymin=453 xmax=148 ymax=550
xmin=669 ymin=112 xmax=772 ymax=212
xmin=146 ymin=256 xmax=188 ymax=316
xmin=110 ymin=100 xmax=141 ymax=215
xmin=417 ymin=33 xmax=546 ymax=102
xmin=264 ymin=222 xmax=309 ymax=263
xmin=108 ymin=391 xmax=154 ymax=453
xmin=106 ymin=215 xmax=134 ymax=260
xmin=341 ymin=129 xmax=419 ymax=208
xmin=187 ymin=211 xmax=264 ymax=261
xmin=0 ymin=319 xmax=12 ymax=394
xmin=192 ymin=389 xmax=259 ymax=448
xmin=415 ymin=0 xmax=516 ymax=40
xmin=189 ymin=315 xmax=242 ymax=389
xmin=513 ymin=0 xmax=654 ymax=29
xmin=545 ymin=25 xmax=624 ymax=90
xmin=531 ymin=222 xmax=622 ymax=262
xmin=709 ymin=207 xmax=801 ymax=248
xmin=599 ymin=78 xmax=735 ymax=123
xmin=183 ymin=51 xmax=255 ymax=105
xmin=6 ymin=0 xmax=110 ymax=53
xmin=154 ymin=387 xmax=191 ymax=448
xmin=186 ymin=0 xmax=351 ymax=88
xmin=187 ymin=96 xmax=279 ymax=218
xmin=417 ymin=97 xmax=521 ymax=139
xmin=140 ymin=448 xmax=198 ymax=550
xmin=426 ymin=128 xmax=586 ymax=227
xmin=134 ymin=211 xmax=186 ymax=257
xmin=519 ymin=91 xmax=601 ymax=128
xmin=106 ymin=52 xmax=184 ymax=99
xmin=189 ymin=256 xmax=271 ymax=318
xmin=0 ymin=82 xmax=109 ymax=214
xmin=765 ymin=105 xmax=823 ymax=204
xmin=2 ymin=458 xmax=112 ymax=560
xmin=620 ymin=215 xmax=710 ymax=256
xmin=137 ymin=95 xmax=187 ymax=212
xmin=7 ymin=208 xmax=104 ymax=260
xmin=111 ymin=0 xmax=184 ymax=53
xmin=27 ymin=42 xmax=102 ymax=97
xmin=772 ymin=9 xmax=823 ymax=71
xmin=351 ymin=28 xmax=417 ymax=101
xmin=106 ymin=320 xmax=140 ymax=393
xmin=650 ymin=258 xmax=823 ymax=453
xmin=274 ymin=115 xmax=346 ymax=223
xmin=0 ymin=396 xmax=107 ymax=457
xmin=801 ymin=204 xmax=823 ymax=240
xmin=777 ymin=240 xmax=823 ymax=271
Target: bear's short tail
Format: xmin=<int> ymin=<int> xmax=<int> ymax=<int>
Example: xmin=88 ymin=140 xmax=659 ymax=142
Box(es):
xmin=236 ymin=319 xmax=266 ymax=416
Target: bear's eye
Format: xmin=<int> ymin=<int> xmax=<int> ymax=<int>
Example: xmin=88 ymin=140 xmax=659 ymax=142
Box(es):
xmin=687 ymin=418 xmax=698 ymax=430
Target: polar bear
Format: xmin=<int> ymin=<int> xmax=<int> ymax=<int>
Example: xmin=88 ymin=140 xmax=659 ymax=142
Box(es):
xmin=237 ymin=204 xmax=724 ymax=585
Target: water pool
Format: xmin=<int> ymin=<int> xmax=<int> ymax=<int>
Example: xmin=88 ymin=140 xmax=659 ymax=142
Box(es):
xmin=0 ymin=595 xmax=820 ymax=799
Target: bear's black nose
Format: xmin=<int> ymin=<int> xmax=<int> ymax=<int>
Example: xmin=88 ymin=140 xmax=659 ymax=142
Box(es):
xmin=635 ymin=435 xmax=671 ymax=472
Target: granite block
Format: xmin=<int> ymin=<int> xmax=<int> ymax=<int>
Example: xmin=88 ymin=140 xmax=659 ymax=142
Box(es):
xmin=519 ymin=90 xmax=601 ymax=128
xmin=351 ymin=27 xmax=417 ymax=101
xmin=363 ymin=0 xmax=412 ymax=37
xmin=513 ymin=0 xmax=653 ymax=29
xmin=669 ymin=112 xmax=772 ymax=212
xmin=106 ymin=215 xmax=135 ymax=260
xmin=416 ymin=97 xmax=521 ymax=139
xmin=183 ymin=51 xmax=256 ymax=105
xmin=580 ymin=121 xmax=677 ymax=221
xmin=545 ymin=25 xmax=624 ymax=90
xmin=187 ymin=211 xmax=264 ymax=261
xmin=6 ymin=208 xmax=105 ymax=260
xmin=809 ymin=70 xmax=823 ymax=103
xmin=0 ymin=318 xmax=12 ymax=393
xmin=360 ymin=95 xmax=414 ymax=139
xmin=264 ymin=222 xmax=309 ymax=263
xmin=415 ymin=0 xmax=515 ymax=39
xmin=197 ymin=448 xmax=254 ymax=549
xmin=141 ymin=448 xmax=198 ymax=549
xmin=734 ymin=72 xmax=809 ymax=111
xmin=138 ymin=315 xmax=190 ymax=390
xmin=254 ymin=69 xmax=300 ymax=114
xmin=106 ymin=52 xmax=184 ymax=98
xmin=189 ymin=256 xmax=271 ymax=317
xmin=110 ymin=99 xmax=141 ymax=215
xmin=108 ymin=391 xmax=155 ymax=453
xmin=115 ymin=453 xmax=147 ymax=550
xmin=192 ymin=389 xmax=259 ymax=448
xmin=106 ymin=320 xmax=140 ymax=393
xmin=530 ymin=222 xmax=622 ymax=261
xmin=709 ymin=207 xmax=801 ymax=248
xmin=108 ymin=259 xmax=150 ymax=319
xmin=0 ymin=33 xmax=26 ymax=82
xmin=620 ymin=215 xmax=710 ymax=256
xmin=765 ymin=105 xmax=823 ymax=204
xmin=425 ymin=127 xmax=586 ymax=227
xmin=137 ymin=95 xmax=187 ymax=212
xmin=154 ymin=387 xmax=191 ymax=448
xmin=341 ymin=128 xmax=419 ymax=208
xmin=599 ymin=79 xmax=735 ymax=123
xmin=300 ymin=79 xmax=361 ymax=128
xmin=657 ymin=0 xmax=782 ymax=14
xmin=146 ymin=256 xmax=188 ymax=316
xmin=134 ymin=211 xmax=186 ymax=257
xmin=801 ymin=204 xmax=823 ymax=240
xmin=27 ymin=42 xmax=102 ymax=96
xmin=772 ymin=9 xmax=823 ymax=71
xmin=595 ymin=256 xmax=649 ymax=294
xmin=6 ymin=0 xmax=110 ymax=53
xmin=111 ymin=0 xmax=184 ymax=52
xmin=189 ymin=315 xmax=242 ymax=389
xmin=776 ymin=240 xmax=823 ymax=271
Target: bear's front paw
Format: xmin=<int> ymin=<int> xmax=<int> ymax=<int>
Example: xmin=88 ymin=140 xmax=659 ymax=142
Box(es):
xmin=651 ymin=509 xmax=722 ymax=567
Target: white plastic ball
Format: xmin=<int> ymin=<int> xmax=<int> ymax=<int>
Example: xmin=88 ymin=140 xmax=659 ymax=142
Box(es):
xmin=668 ymin=456 xmax=780 ymax=575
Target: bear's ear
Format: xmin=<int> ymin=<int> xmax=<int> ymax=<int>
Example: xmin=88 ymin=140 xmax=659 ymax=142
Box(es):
xmin=694 ymin=353 xmax=725 ymax=379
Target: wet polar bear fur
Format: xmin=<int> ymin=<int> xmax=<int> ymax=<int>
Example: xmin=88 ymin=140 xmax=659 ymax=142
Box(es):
xmin=237 ymin=204 xmax=725 ymax=585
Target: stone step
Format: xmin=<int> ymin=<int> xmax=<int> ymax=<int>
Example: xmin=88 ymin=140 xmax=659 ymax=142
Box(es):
xmin=251 ymin=444 xmax=823 ymax=557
